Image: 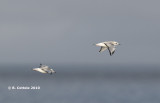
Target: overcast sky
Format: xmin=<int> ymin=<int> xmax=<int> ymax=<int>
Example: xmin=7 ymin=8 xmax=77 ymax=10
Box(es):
xmin=0 ymin=0 xmax=160 ymax=64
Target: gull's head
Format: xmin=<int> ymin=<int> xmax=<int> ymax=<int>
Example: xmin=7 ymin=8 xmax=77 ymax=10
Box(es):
xmin=112 ymin=41 xmax=120 ymax=46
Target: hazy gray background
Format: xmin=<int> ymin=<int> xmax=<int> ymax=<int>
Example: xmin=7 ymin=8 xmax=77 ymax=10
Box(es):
xmin=0 ymin=0 xmax=160 ymax=64
xmin=1 ymin=1 xmax=160 ymax=103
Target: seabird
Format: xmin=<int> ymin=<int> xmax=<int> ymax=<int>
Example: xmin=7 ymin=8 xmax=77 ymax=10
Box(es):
xmin=33 ymin=64 xmax=56 ymax=75
xmin=95 ymin=41 xmax=120 ymax=56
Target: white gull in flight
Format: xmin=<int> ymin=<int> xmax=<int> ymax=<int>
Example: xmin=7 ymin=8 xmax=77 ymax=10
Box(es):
xmin=33 ymin=64 xmax=56 ymax=75
xmin=95 ymin=41 xmax=120 ymax=56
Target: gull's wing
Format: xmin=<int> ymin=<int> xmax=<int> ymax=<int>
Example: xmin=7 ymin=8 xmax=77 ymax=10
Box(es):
xmin=41 ymin=65 xmax=49 ymax=68
xmin=41 ymin=65 xmax=50 ymax=71
xmin=109 ymin=46 xmax=116 ymax=56
xmin=99 ymin=47 xmax=107 ymax=52
xmin=38 ymin=69 xmax=48 ymax=73
xmin=33 ymin=68 xmax=47 ymax=73
xmin=104 ymin=43 xmax=116 ymax=56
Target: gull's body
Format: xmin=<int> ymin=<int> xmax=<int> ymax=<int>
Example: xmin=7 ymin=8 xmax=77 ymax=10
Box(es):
xmin=95 ymin=41 xmax=120 ymax=56
xmin=33 ymin=64 xmax=56 ymax=75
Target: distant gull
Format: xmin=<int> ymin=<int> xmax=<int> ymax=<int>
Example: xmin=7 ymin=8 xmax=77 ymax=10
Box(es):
xmin=95 ymin=41 xmax=120 ymax=56
xmin=33 ymin=64 xmax=56 ymax=75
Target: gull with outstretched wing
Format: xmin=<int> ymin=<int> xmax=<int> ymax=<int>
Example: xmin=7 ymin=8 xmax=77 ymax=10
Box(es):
xmin=33 ymin=64 xmax=56 ymax=75
xmin=95 ymin=41 xmax=120 ymax=56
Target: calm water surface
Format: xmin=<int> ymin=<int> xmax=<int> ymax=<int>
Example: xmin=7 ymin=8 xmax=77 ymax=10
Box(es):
xmin=1 ymin=64 xmax=160 ymax=103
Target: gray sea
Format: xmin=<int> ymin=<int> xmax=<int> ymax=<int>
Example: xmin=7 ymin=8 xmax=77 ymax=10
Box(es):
xmin=1 ymin=64 xmax=160 ymax=103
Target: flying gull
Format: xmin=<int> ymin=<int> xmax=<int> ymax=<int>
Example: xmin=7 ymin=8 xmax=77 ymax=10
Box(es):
xmin=95 ymin=41 xmax=120 ymax=56
xmin=33 ymin=64 xmax=56 ymax=75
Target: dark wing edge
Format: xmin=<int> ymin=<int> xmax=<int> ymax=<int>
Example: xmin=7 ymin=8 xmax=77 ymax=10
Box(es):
xmin=99 ymin=47 xmax=102 ymax=52
xmin=104 ymin=43 xmax=112 ymax=56
xmin=109 ymin=47 xmax=116 ymax=56
xmin=112 ymin=50 xmax=115 ymax=55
